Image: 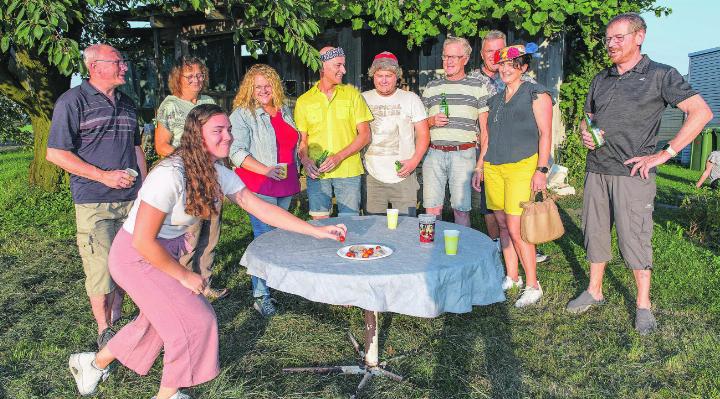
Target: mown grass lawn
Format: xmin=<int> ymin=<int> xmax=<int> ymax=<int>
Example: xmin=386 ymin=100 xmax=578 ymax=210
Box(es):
xmin=1 ymin=149 xmax=719 ymax=398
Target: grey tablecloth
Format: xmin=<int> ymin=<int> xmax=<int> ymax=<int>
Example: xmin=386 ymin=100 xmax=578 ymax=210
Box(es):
xmin=240 ymin=216 xmax=505 ymax=317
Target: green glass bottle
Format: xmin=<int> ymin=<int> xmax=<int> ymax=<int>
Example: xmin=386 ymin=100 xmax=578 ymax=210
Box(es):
xmin=440 ymin=93 xmax=449 ymax=117
xmin=585 ymin=113 xmax=605 ymax=148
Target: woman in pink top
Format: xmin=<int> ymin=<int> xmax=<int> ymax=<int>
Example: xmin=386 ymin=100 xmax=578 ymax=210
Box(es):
xmin=229 ymin=64 xmax=301 ymax=317
xmin=68 ymin=104 xmax=346 ymax=399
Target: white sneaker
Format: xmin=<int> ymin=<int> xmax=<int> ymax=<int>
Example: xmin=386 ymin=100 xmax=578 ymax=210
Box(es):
xmin=536 ymin=250 xmax=549 ymax=263
xmin=68 ymin=352 xmax=109 ymax=395
xmin=515 ymin=284 xmax=543 ymax=308
xmin=501 ymin=275 xmax=524 ymax=291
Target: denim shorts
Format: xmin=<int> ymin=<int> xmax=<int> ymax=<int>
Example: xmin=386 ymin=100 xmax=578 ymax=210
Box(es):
xmin=306 ymin=175 xmax=362 ymax=217
xmin=422 ymin=147 xmax=476 ymax=211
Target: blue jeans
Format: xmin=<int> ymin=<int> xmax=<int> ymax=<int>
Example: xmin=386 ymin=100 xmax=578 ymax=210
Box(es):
xmin=422 ymin=147 xmax=476 ymax=211
xmin=306 ymin=175 xmax=361 ymax=217
xmin=248 ymin=194 xmax=293 ymax=298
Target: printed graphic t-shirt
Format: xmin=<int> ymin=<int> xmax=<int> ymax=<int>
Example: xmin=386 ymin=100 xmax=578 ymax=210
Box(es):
xmin=362 ymin=89 xmax=427 ymax=183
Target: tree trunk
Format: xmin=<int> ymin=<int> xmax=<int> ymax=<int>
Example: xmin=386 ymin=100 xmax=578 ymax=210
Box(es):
xmin=0 ymin=49 xmax=72 ymax=191
xmin=28 ymin=113 xmax=65 ymax=190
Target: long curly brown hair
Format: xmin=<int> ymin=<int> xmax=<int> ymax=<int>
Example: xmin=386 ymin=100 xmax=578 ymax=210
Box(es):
xmin=176 ymin=104 xmax=226 ymax=219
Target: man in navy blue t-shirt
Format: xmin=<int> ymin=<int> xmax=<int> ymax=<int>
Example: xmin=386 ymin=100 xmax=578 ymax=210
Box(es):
xmin=47 ymin=43 xmax=146 ymax=349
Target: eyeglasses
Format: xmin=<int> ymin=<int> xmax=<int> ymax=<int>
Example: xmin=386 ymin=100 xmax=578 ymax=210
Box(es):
xmin=254 ymin=84 xmax=272 ymax=91
xmin=602 ymin=31 xmax=636 ymax=46
xmin=182 ymin=73 xmax=206 ymax=81
xmin=441 ymin=54 xmax=465 ymax=61
xmin=94 ymin=59 xmax=128 ymax=67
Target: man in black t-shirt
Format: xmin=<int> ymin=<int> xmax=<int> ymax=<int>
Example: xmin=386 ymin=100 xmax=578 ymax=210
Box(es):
xmin=566 ymin=13 xmax=713 ymax=335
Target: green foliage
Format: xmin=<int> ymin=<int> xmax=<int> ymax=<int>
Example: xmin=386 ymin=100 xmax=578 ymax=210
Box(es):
xmin=681 ymin=190 xmax=720 ymax=249
xmin=0 ymin=0 xmax=87 ymax=75
xmin=0 ymin=95 xmax=30 ymax=146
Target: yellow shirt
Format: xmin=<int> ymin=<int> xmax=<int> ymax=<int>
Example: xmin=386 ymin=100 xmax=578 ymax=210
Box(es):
xmin=295 ymin=83 xmax=373 ymax=179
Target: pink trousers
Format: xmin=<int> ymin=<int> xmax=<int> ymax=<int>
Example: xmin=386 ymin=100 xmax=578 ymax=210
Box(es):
xmin=107 ymin=228 xmax=219 ymax=388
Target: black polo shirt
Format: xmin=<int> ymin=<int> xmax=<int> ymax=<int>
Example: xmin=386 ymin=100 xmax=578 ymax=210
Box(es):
xmin=48 ymin=80 xmax=140 ymax=204
xmin=584 ymin=55 xmax=698 ymax=176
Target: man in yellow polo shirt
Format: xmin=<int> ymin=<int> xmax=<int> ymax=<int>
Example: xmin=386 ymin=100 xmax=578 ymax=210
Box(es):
xmin=295 ymin=46 xmax=373 ymax=219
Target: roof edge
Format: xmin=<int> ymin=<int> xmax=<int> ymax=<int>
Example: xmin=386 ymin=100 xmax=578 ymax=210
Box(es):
xmin=689 ymin=47 xmax=720 ymax=57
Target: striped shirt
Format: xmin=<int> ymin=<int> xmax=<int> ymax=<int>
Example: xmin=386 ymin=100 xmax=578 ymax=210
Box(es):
xmin=422 ymin=75 xmax=494 ymax=143
xmin=48 ymin=80 xmax=141 ymax=204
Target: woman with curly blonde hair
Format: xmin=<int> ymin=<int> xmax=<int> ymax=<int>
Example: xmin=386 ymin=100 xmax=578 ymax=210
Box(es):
xmin=69 ymin=104 xmax=346 ymax=399
xmin=229 ymin=64 xmax=300 ymax=317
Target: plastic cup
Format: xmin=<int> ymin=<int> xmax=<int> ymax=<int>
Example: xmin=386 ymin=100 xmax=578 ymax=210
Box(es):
xmin=444 ymin=230 xmax=460 ymax=255
xmin=124 ymin=168 xmax=138 ymax=178
xmin=277 ymin=163 xmax=288 ymax=179
xmin=386 ymin=209 xmax=399 ymax=229
xmin=418 ymin=213 xmax=436 ymax=245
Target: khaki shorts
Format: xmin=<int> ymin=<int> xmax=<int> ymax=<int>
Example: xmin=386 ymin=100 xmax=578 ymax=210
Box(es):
xmin=582 ymin=172 xmax=656 ymax=270
xmin=75 ymin=201 xmax=133 ymax=296
xmin=365 ymin=172 xmax=420 ymax=216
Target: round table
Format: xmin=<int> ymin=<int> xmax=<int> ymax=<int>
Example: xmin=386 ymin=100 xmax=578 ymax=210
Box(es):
xmin=239 ymin=215 xmax=505 ymax=395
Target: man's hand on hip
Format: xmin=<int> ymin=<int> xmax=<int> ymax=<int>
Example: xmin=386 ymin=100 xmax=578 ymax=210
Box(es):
xmin=624 ymin=151 xmax=672 ymax=179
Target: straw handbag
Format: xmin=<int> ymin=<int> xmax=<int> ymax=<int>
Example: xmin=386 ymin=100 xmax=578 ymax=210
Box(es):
xmin=520 ymin=191 xmax=565 ymax=244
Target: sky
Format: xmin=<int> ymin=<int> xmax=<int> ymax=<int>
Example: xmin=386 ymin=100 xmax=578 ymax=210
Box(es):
xmin=641 ymin=0 xmax=719 ymax=75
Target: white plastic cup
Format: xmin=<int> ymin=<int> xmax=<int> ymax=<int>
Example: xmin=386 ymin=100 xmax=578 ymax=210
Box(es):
xmin=124 ymin=168 xmax=138 ymax=178
xmin=386 ymin=209 xmax=399 ymax=229
xmin=444 ymin=229 xmax=460 ymax=255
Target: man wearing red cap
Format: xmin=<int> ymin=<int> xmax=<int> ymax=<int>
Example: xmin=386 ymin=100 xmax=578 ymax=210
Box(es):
xmin=361 ymin=52 xmax=430 ymax=216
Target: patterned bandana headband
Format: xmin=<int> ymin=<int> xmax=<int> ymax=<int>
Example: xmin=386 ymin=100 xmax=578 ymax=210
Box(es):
xmin=319 ymin=47 xmax=345 ymax=62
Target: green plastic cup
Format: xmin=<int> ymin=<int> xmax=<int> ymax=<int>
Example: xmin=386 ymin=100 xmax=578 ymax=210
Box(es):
xmin=444 ymin=229 xmax=460 ymax=255
xmin=386 ymin=209 xmax=399 ymax=229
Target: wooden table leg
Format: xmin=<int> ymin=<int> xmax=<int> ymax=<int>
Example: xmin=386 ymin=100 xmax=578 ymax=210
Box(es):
xmin=284 ymin=309 xmax=403 ymax=398
xmin=363 ymin=310 xmax=379 ymax=367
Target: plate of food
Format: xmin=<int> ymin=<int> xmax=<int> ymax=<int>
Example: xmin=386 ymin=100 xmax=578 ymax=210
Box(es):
xmin=337 ymin=244 xmax=393 ymax=261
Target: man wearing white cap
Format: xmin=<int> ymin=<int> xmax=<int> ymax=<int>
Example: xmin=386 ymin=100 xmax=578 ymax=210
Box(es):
xmin=361 ymin=52 xmax=430 ymax=216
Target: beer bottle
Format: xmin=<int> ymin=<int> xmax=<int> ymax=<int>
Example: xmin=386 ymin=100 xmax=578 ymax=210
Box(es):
xmin=440 ymin=93 xmax=450 ymax=117
xmin=585 ymin=113 xmax=605 ymax=148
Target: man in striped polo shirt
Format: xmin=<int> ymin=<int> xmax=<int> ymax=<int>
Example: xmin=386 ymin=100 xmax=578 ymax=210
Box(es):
xmin=421 ymin=36 xmax=493 ymax=227
xmin=47 ymin=44 xmax=146 ymax=349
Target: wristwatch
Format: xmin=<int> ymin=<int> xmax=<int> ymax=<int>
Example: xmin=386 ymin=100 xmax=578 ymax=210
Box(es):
xmin=536 ymin=166 xmax=549 ymax=173
xmin=662 ymin=143 xmax=678 ymax=157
